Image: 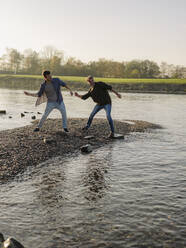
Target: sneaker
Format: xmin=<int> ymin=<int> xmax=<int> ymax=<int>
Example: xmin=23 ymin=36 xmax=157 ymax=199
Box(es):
xmin=82 ymin=126 xmax=89 ymax=131
xmin=64 ymin=128 xmax=69 ymax=132
xmin=34 ymin=127 xmax=40 ymax=132
xmin=108 ymin=132 xmax=115 ymax=138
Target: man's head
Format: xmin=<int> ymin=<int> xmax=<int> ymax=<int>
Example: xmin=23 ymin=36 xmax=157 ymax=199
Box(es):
xmin=43 ymin=70 xmax=52 ymax=81
xmin=87 ymin=75 xmax=94 ymax=85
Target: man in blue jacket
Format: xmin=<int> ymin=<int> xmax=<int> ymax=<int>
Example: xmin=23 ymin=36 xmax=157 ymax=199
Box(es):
xmin=24 ymin=70 xmax=73 ymax=132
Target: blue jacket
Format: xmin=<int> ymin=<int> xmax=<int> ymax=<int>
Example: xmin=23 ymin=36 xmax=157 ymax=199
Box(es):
xmin=37 ymin=78 xmax=66 ymax=105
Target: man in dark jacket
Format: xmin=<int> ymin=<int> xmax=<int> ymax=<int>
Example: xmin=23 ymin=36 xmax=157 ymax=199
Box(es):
xmin=75 ymin=75 xmax=121 ymax=137
xmin=24 ymin=70 xmax=73 ymax=132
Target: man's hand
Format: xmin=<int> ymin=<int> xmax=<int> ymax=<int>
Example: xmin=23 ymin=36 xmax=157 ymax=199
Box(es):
xmin=64 ymin=85 xmax=73 ymax=96
xmin=117 ymin=93 xmax=122 ymax=98
xmin=111 ymin=89 xmax=122 ymax=99
xmin=24 ymin=91 xmax=30 ymax=96
xmin=75 ymin=92 xmax=83 ymax=99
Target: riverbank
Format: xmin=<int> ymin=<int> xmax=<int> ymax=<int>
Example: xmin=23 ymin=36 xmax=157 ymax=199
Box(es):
xmin=0 ymin=74 xmax=186 ymax=93
xmin=0 ymin=118 xmax=161 ymax=183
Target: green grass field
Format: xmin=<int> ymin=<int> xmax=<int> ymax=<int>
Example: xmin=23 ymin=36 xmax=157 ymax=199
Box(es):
xmin=0 ymin=74 xmax=186 ymax=84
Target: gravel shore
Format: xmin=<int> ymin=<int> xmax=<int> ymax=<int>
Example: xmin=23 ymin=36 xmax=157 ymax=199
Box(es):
xmin=0 ymin=118 xmax=161 ymax=183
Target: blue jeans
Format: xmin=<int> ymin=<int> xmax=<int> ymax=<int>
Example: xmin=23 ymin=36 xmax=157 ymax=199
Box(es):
xmin=87 ymin=104 xmax=114 ymax=133
xmin=38 ymin=101 xmax=67 ymax=129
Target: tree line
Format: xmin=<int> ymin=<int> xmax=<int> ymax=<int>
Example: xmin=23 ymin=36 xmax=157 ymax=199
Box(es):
xmin=0 ymin=46 xmax=185 ymax=78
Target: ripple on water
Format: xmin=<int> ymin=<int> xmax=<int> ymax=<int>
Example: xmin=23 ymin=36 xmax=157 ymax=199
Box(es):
xmin=0 ymin=102 xmax=186 ymax=247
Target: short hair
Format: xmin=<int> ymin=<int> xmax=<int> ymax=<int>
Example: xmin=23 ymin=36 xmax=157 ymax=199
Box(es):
xmin=87 ymin=75 xmax=93 ymax=80
xmin=42 ymin=70 xmax=51 ymax=78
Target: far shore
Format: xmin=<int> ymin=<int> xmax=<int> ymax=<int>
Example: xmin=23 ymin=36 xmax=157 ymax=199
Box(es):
xmin=0 ymin=74 xmax=186 ymax=93
xmin=0 ymin=118 xmax=161 ymax=183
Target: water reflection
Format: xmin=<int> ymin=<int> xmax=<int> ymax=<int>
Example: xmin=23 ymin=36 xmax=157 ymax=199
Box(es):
xmin=82 ymin=146 xmax=113 ymax=202
xmin=31 ymin=144 xmax=114 ymax=205
xmin=34 ymin=171 xmax=65 ymax=207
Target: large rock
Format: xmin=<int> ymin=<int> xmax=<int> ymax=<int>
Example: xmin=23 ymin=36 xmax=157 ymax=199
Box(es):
xmin=0 ymin=233 xmax=24 ymax=248
xmin=81 ymin=144 xmax=92 ymax=153
xmin=0 ymin=233 xmax=4 ymax=243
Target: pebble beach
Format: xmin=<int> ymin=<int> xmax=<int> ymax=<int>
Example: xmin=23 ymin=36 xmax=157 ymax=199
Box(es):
xmin=0 ymin=118 xmax=161 ymax=183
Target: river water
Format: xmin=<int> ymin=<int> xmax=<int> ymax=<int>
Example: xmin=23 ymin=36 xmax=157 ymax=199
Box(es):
xmin=0 ymin=89 xmax=186 ymax=248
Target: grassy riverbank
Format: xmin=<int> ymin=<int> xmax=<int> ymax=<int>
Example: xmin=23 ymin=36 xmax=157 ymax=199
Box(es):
xmin=1 ymin=74 xmax=186 ymax=84
xmin=0 ymin=74 xmax=186 ymax=93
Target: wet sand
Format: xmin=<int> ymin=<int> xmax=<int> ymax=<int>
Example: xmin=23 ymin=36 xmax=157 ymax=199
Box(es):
xmin=0 ymin=118 xmax=161 ymax=183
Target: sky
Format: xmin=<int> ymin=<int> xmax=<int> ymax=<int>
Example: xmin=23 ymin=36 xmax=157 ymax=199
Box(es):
xmin=0 ymin=0 xmax=186 ymax=66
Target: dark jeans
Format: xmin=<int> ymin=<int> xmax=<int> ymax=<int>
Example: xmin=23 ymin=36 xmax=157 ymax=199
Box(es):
xmin=86 ymin=104 xmax=114 ymax=133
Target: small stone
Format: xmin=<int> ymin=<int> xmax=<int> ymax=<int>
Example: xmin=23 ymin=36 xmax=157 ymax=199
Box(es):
xmin=84 ymin=135 xmax=94 ymax=140
xmin=0 ymin=110 xmax=6 ymax=114
xmin=43 ymin=138 xmax=55 ymax=144
xmin=111 ymin=133 xmax=124 ymax=139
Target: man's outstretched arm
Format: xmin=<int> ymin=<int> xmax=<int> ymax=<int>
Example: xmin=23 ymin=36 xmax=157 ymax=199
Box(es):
xmin=111 ymin=89 xmax=122 ymax=98
xmin=75 ymin=92 xmax=90 ymax=100
xmin=24 ymin=91 xmax=38 ymax=97
xmin=74 ymin=92 xmax=82 ymax=98
xmin=24 ymin=83 xmax=44 ymax=97
xmin=64 ymin=85 xmax=73 ymax=96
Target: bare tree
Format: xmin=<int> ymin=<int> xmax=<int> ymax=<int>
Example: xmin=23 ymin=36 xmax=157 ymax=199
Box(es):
xmin=6 ymin=48 xmax=23 ymax=74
